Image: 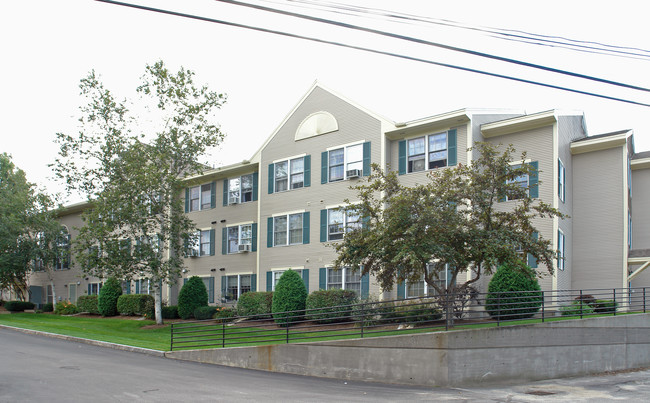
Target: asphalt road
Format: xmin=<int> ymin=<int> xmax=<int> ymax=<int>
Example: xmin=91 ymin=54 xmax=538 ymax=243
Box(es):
xmin=1 ymin=327 xmax=650 ymax=402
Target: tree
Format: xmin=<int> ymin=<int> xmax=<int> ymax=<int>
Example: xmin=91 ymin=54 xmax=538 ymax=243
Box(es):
xmin=0 ymin=153 xmax=67 ymax=303
xmin=177 ymin=276 xmax=208 ymax=320
xmin=98 ymin=277 xmax=122 ymax=317
xmin=53 ymin=61 xmax=226 ymax=324
xmin=271 ymin=269 xmax=307 ymax=326
xmin=332 ymin=142 xmax=565 ymax=313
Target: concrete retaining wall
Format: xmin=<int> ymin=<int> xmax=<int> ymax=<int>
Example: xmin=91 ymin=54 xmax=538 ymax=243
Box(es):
xmin=165 ymin=314 xmax=650 ymax=386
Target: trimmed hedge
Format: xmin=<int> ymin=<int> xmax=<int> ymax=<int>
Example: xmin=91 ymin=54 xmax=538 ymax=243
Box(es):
xmin=237 ymin=291 xmax=273 ymax=318
xmin=214 ymin=307 xmax=237 ymax=323
xmin=54 ymin=301 xmax=79 ymax=315
xmin=178 ymin=276 xmax=208 ymax=319
xmin=43 ymin=303 xmax=54 ymax=313
xmin=194 ymin=306 xmax=218 ymax=320
xmin=4 ymin=301 xmax=35 ymax=312
xmin=306 ymin=289 xmax=358 ymax=324
xmin=592 ymin=299 xmax=618 ymax=313
xmin=272 ymin=270 xmax=307 ymax=326
xmin=560 ymin=301 xmax=595 ymax=316
xmin=117 ymin=294 xmax=155 ymax=317
xmin=162 ymin=305 xmax=179 ymax=319
xmin=77 ymin=295 xmax=99 ymax=314
xmin=98 ymin=277 xmax=122 ymax=317
xmin=485 ymin=263 xmax=542 ymax=320
xmin=383 ymin=300 xmax=442 ymax=324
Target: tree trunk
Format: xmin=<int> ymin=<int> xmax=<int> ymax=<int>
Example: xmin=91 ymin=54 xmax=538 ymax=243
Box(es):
xmin=50 ymin=280 xmax=56 ymax=306
xmin=154 ymin=281 xmax=163 ymax=325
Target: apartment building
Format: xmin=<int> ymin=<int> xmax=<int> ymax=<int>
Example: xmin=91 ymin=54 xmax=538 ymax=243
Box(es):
xmin=27 ymin=83 xmax=650 ymax=306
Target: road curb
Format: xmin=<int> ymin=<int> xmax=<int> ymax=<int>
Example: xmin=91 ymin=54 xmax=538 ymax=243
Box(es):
xmin=0 ymin=324 xmax=166 ymax=357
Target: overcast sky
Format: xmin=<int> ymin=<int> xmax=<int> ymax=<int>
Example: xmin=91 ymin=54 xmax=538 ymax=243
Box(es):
xmin=2 ymin=0 xmax=649 ymax=203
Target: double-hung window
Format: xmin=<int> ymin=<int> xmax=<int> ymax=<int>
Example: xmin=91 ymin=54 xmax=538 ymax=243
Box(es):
xmin=190 ymin=229 xmax=214 ymax=257
xmin=269 ymin=156 xmax=310 ymax=194
xmin=224 ymin=274 xmax=252 ymax=301
xmin=406 ymin=132 xmax=448 ymax=173
xmin=186 ymin=182 xmax=216 ymax=212
xmin=227 ymin=224 xmax=252 ymax=253
xmin=326 ymin=267 xmax=361 ymax=294
xmin=557 ymin=230 xmax=565 ymax=271
xmin=321 ymin=142 xmax=370 ymax=183
xmin=273 ymin=214 xmax=302 ymax=246
xmin=88 ymin=282 xmax=102 ymax=296
xmin=505 ymin=161 xmax=538 ymax=201
xmin=404 ymin=264 xmax=453 ymax=298
xmin=55 ymin=227 xmax=71 ymax=270
xmin=322 ymin=208 xmax=361 ymax=242
xmin=224 ymin=173 xmax=257 ymax=205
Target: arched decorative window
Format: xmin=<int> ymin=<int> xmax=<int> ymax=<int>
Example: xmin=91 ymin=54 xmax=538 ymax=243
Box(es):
xmin=295 ymin=111 xmax=338 ymax=141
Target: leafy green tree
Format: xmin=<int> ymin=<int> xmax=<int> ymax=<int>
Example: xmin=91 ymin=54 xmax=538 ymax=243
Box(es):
xmin=271 ymin=269 xmax=307 ymax=326
xmin=53 ymin=61 xmax=226 ymax=324
xmin=177 ymin=276 xmax=208 ymax=319
xmin=98 ymin=277 xmax=122 ymax=317
xmin=333 ymin=142 xmax=565 ymax=309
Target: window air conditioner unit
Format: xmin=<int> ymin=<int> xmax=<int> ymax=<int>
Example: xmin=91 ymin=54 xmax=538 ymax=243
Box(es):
xmin=238 ymin=244 xmax=251 ymax=253
xmin=346 ymin=169 xmax=361 ymax=179
xmin=230 ymin=198 xmax=240 ymax=205
xmin=189 ymin=249 xmax=199 ymax=257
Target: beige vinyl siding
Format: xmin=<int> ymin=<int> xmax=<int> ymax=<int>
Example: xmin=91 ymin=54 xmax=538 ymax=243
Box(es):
xmin=572 ymin=146 xmax=625 ymax=290
xmin=259 ymin=86 xmax=382 ymax=294
xmin=632 ymin=168 xmax=650 ymax=250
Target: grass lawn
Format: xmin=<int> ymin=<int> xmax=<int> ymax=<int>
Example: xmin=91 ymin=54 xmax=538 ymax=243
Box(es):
xmin=0 ymin=313 xmax=171 ymax=351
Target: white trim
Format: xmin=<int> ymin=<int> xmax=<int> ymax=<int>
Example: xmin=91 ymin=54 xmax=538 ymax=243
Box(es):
xmin=271 ymin=266 xmax=305 ymax=272
xmin=272 ymin=153 xmax=307 ymax=164
xmin=326 ymin=140 xmax=365 ymax=152
xmin=271 ymin=209 xmax=306 ymax=217
xmin=227 ymin=220 xmax=254 ymax=227
xmin=481 ymin=110 xmax=557 ymax=138
xmin=570 ymin=131 xmax=632 ymax=155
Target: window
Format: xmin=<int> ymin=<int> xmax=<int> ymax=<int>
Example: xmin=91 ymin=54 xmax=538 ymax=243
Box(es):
xmin=187 ymin=182 xmax=216 ymax=212
xmin=273 ymin=214 xmax=302 ymax=246
xmin=326 ymin=209 xmax=360 ymax=241
xmin=504 ymin=161 xmax=538 ymax=201
xmin=558 ymin=159 xmax=565 ymax=202
xmin=225 ymin=274 xmax=251 ymax=301
xmin=225 ymin=174 xmax=255 ymax=205
xmin=88 ymin=282 xmax=102 ymax=296
xmin=326 ymin=267 xmax=361 ymax=293
xmin=405 ymin=264 xmax=453 ymax=298
xmin=274 ymin=157 xmax=305 ymax=192
xmin=272 ymin=269 xmax=303 ymax=290
xmin=136 ymin=279 xmax=151 ymax=295
xmin=190 ymin=229 xmax=214 ymax=257
xmin=200 ymin=230 xmax=211 ymax=256
xmin=407 ymin=132 xmax=448 ymax=173
xmin=557 ymin=230 xmax=565 ymax=271
xmin=227 ymin=224 xmax=252 ymax=253
xmin=329 ymin=144 xmax=362 ymax=182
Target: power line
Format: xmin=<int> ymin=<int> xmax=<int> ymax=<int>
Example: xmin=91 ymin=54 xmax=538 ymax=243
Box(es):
xmin=215 ymin=0 xmax=650 ymax=93
xmin=95 ymin=0 xmax=650 ymax=107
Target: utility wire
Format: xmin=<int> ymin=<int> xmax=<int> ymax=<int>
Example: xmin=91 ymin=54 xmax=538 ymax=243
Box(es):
xmin=277 ymin=0 xmax=650 ymax=59
xmin=95 ymin=0 xmax=650 ymax=107
xmin=215 ymin=0 xmax=650 ymax=93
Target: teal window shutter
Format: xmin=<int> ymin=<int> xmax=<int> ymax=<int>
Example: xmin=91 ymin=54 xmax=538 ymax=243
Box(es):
xmin=223 ymin=179 xmax=228 ymax=206
xmin=268 ymin=164 xmax=274 ymax=194
xmin=222 ymin=228 xmax=227 ymax=255
xmin=210 ymin=181 xmax=216 ymax=208
xmin=266 ymin=271 xmax=273 ymax=291
xmin=529 ymin=161 xmax=539 ymax=198
xmin=302 ymin=269 xmax=310 ymax=292
xmin=87 ymin=284 xmax=91 ymax=295
xmin=208 ymin=277 xmax=215 ymax=304
xmin=319 ymin=268 xmax=327 ymax=290
xmin=135 ymin=280 xmax=140 ymax=295
xmin=252 ymin=172 xmax=259 ymax=201
xmin=320 ymin=209 xmax=328 ymax=242
xmin=251 ymin=223 xmax=258 ymax=252
xmin=302 ymin=212 xmax=310 ymax=244
xmin=209 ymin=229 xmax=215 ymax=256
xmin=184 ymin=188 xmax=190 ymax=213
xmin=397 ymin=281 xmax=405 ymax=299
xmin=183 ymin=278 xmax=188 ymax=285
xmin=321 ymin=151 xmax=328 ymax=184
xmin=251 ymin=274 xmax=257 ymax=292
xmin=448 ymin=129 xmax=457 ymax=166
xmin=304 ymin=155 xmax=311 ymax=187
xmin=398 ymin=140 xmax=406 ymax=175
xmin=221 ymin=276 xmax=226 ymax=301
xmin=267 ymin=217 xmax=274 ymax=248
xmin=361 ymin=273 xmax=369 ymax=298
xmin=528 ymin=232 xmax=538 ymax=268
xmin=125 ymin=281 xmax=130 ymax=295
xmin=362 ymin=142 xmax=371 ymax=176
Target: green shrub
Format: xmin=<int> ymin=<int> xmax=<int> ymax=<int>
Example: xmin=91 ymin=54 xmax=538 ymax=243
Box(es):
xmin=352 ymin=295 xmax=393 ymax=327
xmin=43 ymin=303 xmax=54 ymax=312
xmin=194 ymin=306 xmax=218 ymax=320
xmin=54 ymin=301 xmax=79 ymax=315
xmin=4 ymin=300 xmax=35 ymax=312
xmin=383 ymin=300 xmax=442 ymax=324
xmin=272 ymin=270 xmax=307 ymax=326
xmin=485 ymin=263 xmax=543 ymax=320
xmin=592 ymin=299 xmax=618 ymax=314
xmin=177 ymin=276 xmax=209 ymax=319
xmin=143 ymin=297 xmax=155 ymax=320
xmin=162 ymin=305 xmax=179 ymax=319
xmin=306 ymin=289 xmax=358 ymax=324
xmin=117 ymin=294 xmax=155 ymax=316
xmin=237 ymin=291 xmax=273 ymax=318
xmin=98 ymin=277 xmax=123 ymax=317
xmin=214 ymin=307 xmax=237 ymax=323
xmin=77 ymin=295 xmax=99 ymax=314
xmin=560 ymin=301 xmax=595 ymax=316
